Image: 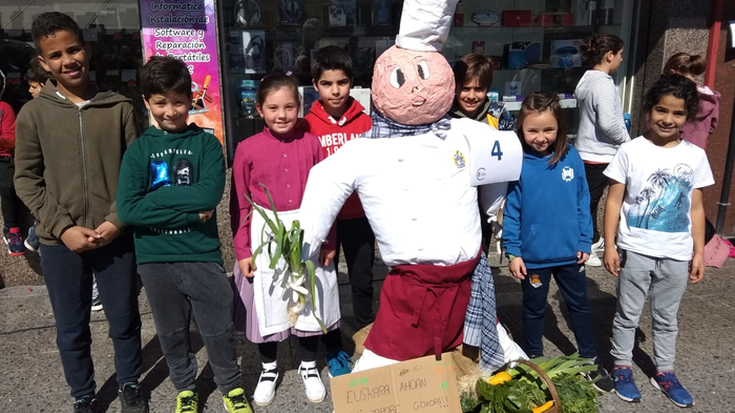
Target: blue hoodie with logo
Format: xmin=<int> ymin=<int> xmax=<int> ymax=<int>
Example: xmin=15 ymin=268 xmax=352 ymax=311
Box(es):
xmin=502 ymin=144 xmax=593 ymax=269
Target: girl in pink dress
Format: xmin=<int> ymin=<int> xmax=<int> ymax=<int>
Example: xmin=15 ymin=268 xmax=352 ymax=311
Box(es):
xmin=230 ymin=74 xmax=345 ymax=406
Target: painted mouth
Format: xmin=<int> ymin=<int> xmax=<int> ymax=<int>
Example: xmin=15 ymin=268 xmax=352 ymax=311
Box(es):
xmin=413 ymin=98 xmax=426 ymax=107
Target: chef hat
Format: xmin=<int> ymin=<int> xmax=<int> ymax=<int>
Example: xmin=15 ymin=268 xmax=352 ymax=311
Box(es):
xmin=395 ymin=0 xmax=459 ymax=52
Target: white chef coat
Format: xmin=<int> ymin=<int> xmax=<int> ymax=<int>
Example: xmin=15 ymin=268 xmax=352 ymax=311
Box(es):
xmin=299 ymin=117 xmax=512 ymax=267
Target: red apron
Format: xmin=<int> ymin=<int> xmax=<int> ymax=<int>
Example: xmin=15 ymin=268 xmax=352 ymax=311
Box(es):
xmin=364 ymin=251 xmax=480 ymax=361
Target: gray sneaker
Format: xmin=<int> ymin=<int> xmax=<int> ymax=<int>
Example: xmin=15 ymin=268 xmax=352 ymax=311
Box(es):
xmin=24 ymin=224 xmax=40 ymax=252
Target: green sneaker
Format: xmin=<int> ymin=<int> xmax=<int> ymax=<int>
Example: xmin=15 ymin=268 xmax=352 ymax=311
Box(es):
xmin=223 ymin=388 xmax=253 ymax=413
xmin=175 ymin=390 xmax=198 ymax=413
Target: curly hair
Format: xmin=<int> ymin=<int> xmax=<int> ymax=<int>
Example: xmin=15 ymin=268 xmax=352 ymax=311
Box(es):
xmin=643 ymin=74 xmax=700 ymax=122
xmin=31 ymin=12 xmax=83 ymax=50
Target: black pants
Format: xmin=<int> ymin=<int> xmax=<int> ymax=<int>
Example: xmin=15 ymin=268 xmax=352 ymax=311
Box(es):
xmin=40 ymin=235 xmax=143 ymax=399
xmin=258 ymin=329 xmax=343 ymax=364
xmin=0 ymin=158 xmax=22 ymax=228
xmin=334 ymin=216 xmax=376 ymax=329
xmin=584 ymin=163 xmax=610 ymax=244
xmin=521 ymin=263 xmax=596 ymax=359
xmin=138 ymin=261 xmax=242 ymax=393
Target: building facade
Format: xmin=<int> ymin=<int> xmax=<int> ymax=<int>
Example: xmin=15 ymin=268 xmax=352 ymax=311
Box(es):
xmin=0 ymin=0 xmax=732 ymax=285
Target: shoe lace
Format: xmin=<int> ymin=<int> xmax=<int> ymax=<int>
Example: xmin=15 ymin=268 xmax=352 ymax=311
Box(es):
xmin=178 ymin=394 xmax=196 ymax=411
xmin=8 ymin=231 xmax=22 ymax=246
xmin=122 ymin=384 xmax=144 ymax=406
xmin=226 ymin=390 xmax=249 ymax=409
xmin=656 ymin=372 xmax=681 ymax=390
xmin=613 ymin=368 xmax=634 ymax=383
xmin=74 ymin=398 xmax=94 ymax=413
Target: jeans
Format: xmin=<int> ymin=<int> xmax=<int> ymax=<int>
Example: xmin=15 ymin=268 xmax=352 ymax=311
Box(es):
xmin=521 ymin=263 xmax=597 ymax=359
xmin=334 ymin=216 xmax=376 ymax=329
xmin=0 ymin=157 xmax=22 ymax=228
xmin=40 ymin=234 xmax=143 ymax=399
xmin=138 ymin=261 xmax=242 ymax=393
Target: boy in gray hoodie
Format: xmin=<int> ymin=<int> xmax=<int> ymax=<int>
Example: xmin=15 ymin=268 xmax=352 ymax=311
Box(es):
xmin=14 ymin=12 xmax=146 ymax=413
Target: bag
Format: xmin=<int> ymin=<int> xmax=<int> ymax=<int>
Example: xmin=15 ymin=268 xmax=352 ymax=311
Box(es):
xmin=704 ymin=234 xmax=732 ymax=268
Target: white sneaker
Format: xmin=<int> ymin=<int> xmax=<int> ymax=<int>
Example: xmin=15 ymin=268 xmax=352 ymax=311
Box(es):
xmin=253 ymin=362 xmax=279 ymax=406
xmin=591 ymin=237 xmax=605 ymax=252
xmin=586 ymin=251 xmax=602 ymax=267
xmin=299 ymin=361 xmax=326 ymax=403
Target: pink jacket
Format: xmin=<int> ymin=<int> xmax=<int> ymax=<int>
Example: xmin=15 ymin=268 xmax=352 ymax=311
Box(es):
xmin=681 ymin=84 xmax=720 ymax=149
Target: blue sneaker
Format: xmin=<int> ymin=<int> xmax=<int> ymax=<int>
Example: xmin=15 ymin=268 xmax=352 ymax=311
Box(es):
xmin=326 ymin=349 xmax=352 ymax=378
xmin=612 ymin=366 xmax=642 ymax=403
xmin=3 ymin=226 xmax=26 ymax=256
xmin=651 ymin=371 xmax=694 ymax=408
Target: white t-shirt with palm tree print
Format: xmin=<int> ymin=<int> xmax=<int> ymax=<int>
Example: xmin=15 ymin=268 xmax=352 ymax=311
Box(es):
xmin=604 ymin=137 xmax=714 ymax=261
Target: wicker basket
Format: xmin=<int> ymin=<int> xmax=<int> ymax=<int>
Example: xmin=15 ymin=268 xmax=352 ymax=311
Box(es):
xmin=506 ymin=359 xmax=562 ymax=413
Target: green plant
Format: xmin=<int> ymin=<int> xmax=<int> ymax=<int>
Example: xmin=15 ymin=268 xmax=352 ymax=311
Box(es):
xmin=244 ymin=184 xmax=326 ymax=332
xmin=462 ymin=354 xmax=601 ymax=413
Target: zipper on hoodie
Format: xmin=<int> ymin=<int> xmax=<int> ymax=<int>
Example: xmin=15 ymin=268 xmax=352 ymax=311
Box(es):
xmin=78 ymin=107 xmax=90 ymax=228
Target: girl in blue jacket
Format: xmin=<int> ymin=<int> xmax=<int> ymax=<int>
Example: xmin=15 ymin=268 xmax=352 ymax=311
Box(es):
xmin=502 ymin=93 xmax=612 ymax=392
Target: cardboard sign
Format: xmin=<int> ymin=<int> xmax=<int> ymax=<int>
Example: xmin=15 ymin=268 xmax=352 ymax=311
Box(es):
xmin=465 ymin=129 xmax=523 ymax=187
xmin=331 ymin=354 xmax=462 ymax=413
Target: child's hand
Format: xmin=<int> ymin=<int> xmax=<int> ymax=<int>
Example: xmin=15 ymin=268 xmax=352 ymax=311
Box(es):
xmin=93 ymin=221 xmax=119 ymax=247
xmin=689 ymin=254 xmax=705 ymax=283
xmin=576 ymin=251 xmax=589 ymax=264
xmin=320 ymin=249 xmax=336 ymax=267
xmin=238 ymin=258 xmax=254 ymax=278
xmin=198 ymin=210 xmax=214 ymax=223
xmin=61 ymin=226 xmax=101 ymax=252
xmin=509 ymin=257 xmax=527 ymax=280
xmin=603 ymin=246 xmax=620 ymax=276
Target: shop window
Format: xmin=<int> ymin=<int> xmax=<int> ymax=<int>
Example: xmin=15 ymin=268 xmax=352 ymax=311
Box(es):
xmin=0 ymin=0 xmax=146 ymax=131
xmin=219 ymin=0 xmax=404 ymax=160
xmin=219 ymin=0 xmax=634 ymax=158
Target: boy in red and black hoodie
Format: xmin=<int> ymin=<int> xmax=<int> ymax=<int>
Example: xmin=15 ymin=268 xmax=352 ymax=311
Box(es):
xmin=301 ymin=45 xmax=375 ymax=373
xmin=0 ymin=69 xmax=26 ymax=255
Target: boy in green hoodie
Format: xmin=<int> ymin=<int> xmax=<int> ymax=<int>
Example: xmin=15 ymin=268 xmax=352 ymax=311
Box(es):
xmin=14 ymin=12 xmax=146 ymax=413
xmin=116 ymin=56 xmax=252 ymax=413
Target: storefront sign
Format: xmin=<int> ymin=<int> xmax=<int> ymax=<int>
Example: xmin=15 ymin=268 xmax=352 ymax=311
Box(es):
xmin=139 ymin=0 xmax=224 ymax=144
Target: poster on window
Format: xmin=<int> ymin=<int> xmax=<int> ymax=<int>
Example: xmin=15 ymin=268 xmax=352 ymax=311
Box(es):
xmin=139 ymin=0 xmax=224 ymax=144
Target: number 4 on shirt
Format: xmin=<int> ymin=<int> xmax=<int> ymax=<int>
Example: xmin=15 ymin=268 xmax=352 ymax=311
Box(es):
xmin=491 ymin=140 xmax=503 ymax=160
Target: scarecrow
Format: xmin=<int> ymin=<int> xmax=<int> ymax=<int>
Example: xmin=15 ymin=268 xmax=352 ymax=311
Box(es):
xmin=299 ymin=0 xmax=525 ymax=373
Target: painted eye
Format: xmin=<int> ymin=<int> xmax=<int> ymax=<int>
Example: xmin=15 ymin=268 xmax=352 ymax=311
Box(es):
xmin=390 ymin=67 xmax=405 ymax=89
xmin=417 ymin=61 xmax=430 ymax=80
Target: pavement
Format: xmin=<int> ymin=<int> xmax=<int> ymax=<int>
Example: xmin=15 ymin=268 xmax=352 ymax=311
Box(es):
xmin=1 ymin=250 xmax=734 ymax=413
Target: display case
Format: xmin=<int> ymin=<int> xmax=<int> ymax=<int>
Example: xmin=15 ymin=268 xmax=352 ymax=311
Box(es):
xmin=0 ymin=0 xmax=146 ymax=130
xmin=219 ymin=0 xmax=405 ymax=160
xmin=445 ymin=0 xmax=634 ymax=138
xmin=219 ymin=0 xmax=635 ymax=158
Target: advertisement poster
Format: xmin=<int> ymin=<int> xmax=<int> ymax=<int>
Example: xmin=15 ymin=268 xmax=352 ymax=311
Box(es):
xmin=139 ymin=0 xmax=224 ymax=144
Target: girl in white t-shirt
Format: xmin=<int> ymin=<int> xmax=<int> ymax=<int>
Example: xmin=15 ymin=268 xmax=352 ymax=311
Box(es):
xmin=602 ymin=74 xmax=714 ymax=408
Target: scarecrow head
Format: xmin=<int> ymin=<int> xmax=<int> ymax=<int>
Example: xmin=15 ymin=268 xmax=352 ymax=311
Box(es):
xmin=371 ymin=0 xmax=459 ymax=125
